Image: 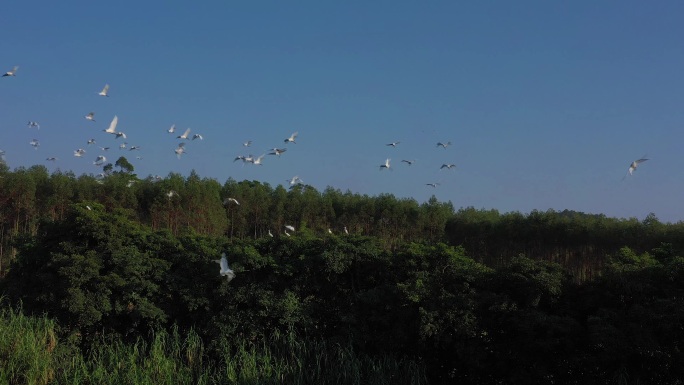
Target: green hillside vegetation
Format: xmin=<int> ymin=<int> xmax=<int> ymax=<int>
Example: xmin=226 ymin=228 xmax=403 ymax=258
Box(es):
xmin=1 ymin=160 xmax=684 ymax=383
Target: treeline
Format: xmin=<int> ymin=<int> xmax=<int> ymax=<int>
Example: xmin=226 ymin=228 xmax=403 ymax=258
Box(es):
xmin=2 ymin=202 xmax=684 ymax=383
xmin=0 ymin=160 xmax=683 ymax=281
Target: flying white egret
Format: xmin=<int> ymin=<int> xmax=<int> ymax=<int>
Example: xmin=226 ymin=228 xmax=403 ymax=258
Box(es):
xmin=129 ymin=145 xmax=141 ymax=151
xmin=87 ymin=139 xmax=96 ymax=145
xmin=284 ymin=132 xmax=298 ymax=144
xmin=115 ymin=131 xmax=127 ymax=139
xmin=167 ymin=190 xmax=179 ymax=199
xmin=379 ymin=158 xmax=391 ymax=170
xmin=85 ymin=112 xmax=96 ymax=121
xmin=288 ymin=175 xmax=302 ymax=186
xmin=224 ymin=197 xmax=240 ymax=206
xmin=30 ymin=139 xmax=39 ymax=149
xmin=426 ymin=182 xmax=440 ymax=188
xmin=104 ymin=116 xmax=118 ymax=134
xmin=192 ymin=134 xmax=203 ymax=140
xmin=213 ymin=253 xmax=236 ymax=282
xmin=386 ymin=141 xmax=400 ymax=147
xmin=285 ymin=225 xmax=295 ymax=232
xmin=251 ymin=154 xmax=265 ymax=165
xmin=100 ymin=146 xmax=110 ymax=151
xmin=626 ymin=157 xmax=649 ymax=178
xmin=243 ymin=140 xmax=252 ymax=147
xmin=94 ymin=155 xmax=106 ymax=166
xmin=74 ymin=149 xmax=86 ymax=157
xmin=46 ymin=157 xmax=58 ymax=161
xmin=401 ymin=159 xmax=415 ymax=165
xmin=2 ymin=66 xmax=18 ymax=77
xmin=234 ymin=155 xmax=247 ymax=162
xmin=98 ymin=84 xmax=109 ymax=97
xmin=27 ymin=121 xmax=40 ymax=129
xmin=269 ymin=148 xmax=287 ymax=156
xmin=167 ymin=124 xmax=176 ymax=133
xmin=436 ymin=141 xmax=452 ymax=149
xmin=119 ymin=142 xmax=127 ymax=150
xmin=177 ymin=128 xmax=191 ymax=139
xmin=174 ymin=143 xmax=186 ymax=159
xmin=440 ymin=163 xmax=456 ymax=170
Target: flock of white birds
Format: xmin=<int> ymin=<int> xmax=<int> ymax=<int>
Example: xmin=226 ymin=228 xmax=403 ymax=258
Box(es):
xmin=3 ymin=64 xmax=652 ymax=282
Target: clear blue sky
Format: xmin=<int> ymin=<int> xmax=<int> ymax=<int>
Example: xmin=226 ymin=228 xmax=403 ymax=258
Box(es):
xmin=2 ymin=1 xmax=684 ymax=222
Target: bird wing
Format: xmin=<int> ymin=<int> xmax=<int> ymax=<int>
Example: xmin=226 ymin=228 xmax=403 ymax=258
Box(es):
xmin=106 ymin=116 xmax=118 ymax=133
xmin=181 ymin=128 xmax=191 ymax=138
xmin=100 ymin=84 xmax=109 ymax=94
xmin=220 ymin=256 xmax=229 ymax=272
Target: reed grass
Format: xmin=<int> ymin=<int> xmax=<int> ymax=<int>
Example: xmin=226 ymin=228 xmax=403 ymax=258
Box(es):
xmin=0 ymin=306 xmax=427 ymax=385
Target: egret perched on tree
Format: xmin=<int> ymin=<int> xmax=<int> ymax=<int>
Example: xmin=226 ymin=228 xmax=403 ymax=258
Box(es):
xmin=214 ymin=253 xmax=236 ymax=282
xmin=285 ymin=225 xmax=295 ymax=232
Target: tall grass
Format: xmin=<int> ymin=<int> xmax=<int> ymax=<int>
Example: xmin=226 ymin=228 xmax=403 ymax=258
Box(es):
xmin=0 ymin=306 xmax=427 ymax=385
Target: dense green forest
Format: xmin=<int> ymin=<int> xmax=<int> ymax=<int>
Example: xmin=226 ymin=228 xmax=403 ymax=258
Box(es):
xmin=2 ymin=159 xmax=684 ymax=384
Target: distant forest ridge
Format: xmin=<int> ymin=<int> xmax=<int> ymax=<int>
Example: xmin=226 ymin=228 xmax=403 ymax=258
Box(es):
xmin=0 ymin=159 xmax=681 ymax=280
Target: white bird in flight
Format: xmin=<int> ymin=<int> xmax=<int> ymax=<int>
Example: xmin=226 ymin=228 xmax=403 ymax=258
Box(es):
xmin=269 ymin=148 xmax=287 ymax=156
xmin=379 ymin=158 xmax=391 ymax=170
xmin=288 ymin=175 xmax=302 ymax=186
xmin=192 ymin=134 xmax=203 ymax=140
xmin=84 ymin=112 xmax=96 ymax=122
xmin=46 ymin=157 xmax=58 ymax=161
xmin=243 ymin=140 xmax=252 ymax=147
xmin=74 ymin=149 xmax=86 ymax=157
xmin=104 ymin=115 xmax=118 ymax=134
xmin=626 ymin=157 xmax=649 ymax=177
xmin=224 ymin=197 xmax=240 ymax=205
xmin=251 ymin=154 xmax=265 ymax=165
xmin=386 ymin=141 xmax=400 ymax=147
xmin=437 ymin=141 xmax=452 ymax=149
xmin=2 ymin=66 xmax=18 ymax=77
xmin=119 ymin=142 xmax=127 ymax=150
xmin=30 ymin=139 xmax=40 ymax=149
xmin=87 ymin=139 xmax=96 ymax=145
xmin=284 ymin=132 xmax=298 ymax=144
xmin=214 ymin=253 xmax=236 ymax=282
xmin=177 ymin=128 xmax=191 ymax=140
xmin=175 ymin=143 xmax=186 ymax=159
xmin=167 ymin=124 xmax=176 ymax=133
xmin=98 ymin=84 xmax=109 ymax=97
xmin=440 ymin=163 xmax=456 ymax=170
xmin=27 ymin=121 xmax=40 ymax=129
xmin=401 ymin=159 xmax=415 ymax=165
xmin=426 ymin=182 xmax=440 ymax=188
xmin=94 ymin=155 xmax=106 ymax=166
